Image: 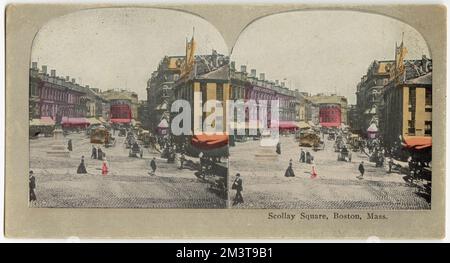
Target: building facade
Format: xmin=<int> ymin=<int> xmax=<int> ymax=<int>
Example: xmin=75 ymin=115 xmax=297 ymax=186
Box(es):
xmin=29 ymin=63 xmax=87 ymax=120
xmin=309 ymin=94 xmax=348 ymax=128
xmin=381 ymin=56 xmax=432 ymax=147
xmin=146 ymin=55 xmax=184 ymax=131
xmin=355 ymin=60 xmax=394 ymax=135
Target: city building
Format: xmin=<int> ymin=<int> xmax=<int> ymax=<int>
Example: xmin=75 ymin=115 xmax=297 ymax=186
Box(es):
xmin=309 ymin=93 xmax=348 ymax=128
xmin=381 ymin=55 xmax=432 ymax=147
xmin=100 ymin=89 xmax=139 ymax=124
xmin=29 ymin=63 xmax=87 ymax=120
xmin=146 ymin=55 xmax=184 ymax=131
xmin=355 ymin=60 xmax=394 ymax=135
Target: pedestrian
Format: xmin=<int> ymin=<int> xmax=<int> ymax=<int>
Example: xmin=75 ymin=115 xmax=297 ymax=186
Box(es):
xmin=101 ymin=158 xmax=108 ymax=176
xmin=276 ymin=142 xmax=281 ymax=155
xmin=91 ymin=145 xmax=97 ymax=159
xmin=388 ymin=157 xmax=394 ymax=173
xmin=232 ymin=173 xmax=244 ymax=205
xmin=306 ymin=151 xmax=311 ymax=164
xmin=67 ymin=139 xmax=73 ymax=152
xmin=310 ymin=160 xmax=318 ymax=179
xmin=149 ymin=157 xmax=157 ymax=176
xmin=299 ymin=148 xmax=305 ymax=163
xmin=77 ymin=155 xmax=87 ymax=174
xmin=29 ymin=170 xmax=36 ymax=203
xmin=97 ymin=147 xmax=104 ymax=160
xmin=179 ymin=153 xmax=185 ymax=169
xmin=284 ymin=159 xmax=295 ymax=177
xmin=358 ymin=161 xmax=365 ymax=179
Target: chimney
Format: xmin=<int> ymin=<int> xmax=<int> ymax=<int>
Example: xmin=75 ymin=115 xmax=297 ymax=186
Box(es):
xmin=281 ymin=82 xmax=285 ymax=88
xmin=250 ymin=69 xmax=257 ymax=78
xmin=41 ymin=65 xmax=47 ymax=74
xmin=31 ymin=62 xmax=38 ymax=69
xmin=72 ymin=78 xmax=76 ymax=84
xmin=259 ymin=73 xmax=265 ymax=81
xmin=240 ymin=65 xmax=247 ymax=73
xmin=66 ymin=76 xmax=70 ymax=81
xmin=230 ymin=61 xmax=235 ymax=71
xmin=50 ymin=69 xmax=56 ymax=77
xmin=275 ymin=80 xmax=279 ymax=85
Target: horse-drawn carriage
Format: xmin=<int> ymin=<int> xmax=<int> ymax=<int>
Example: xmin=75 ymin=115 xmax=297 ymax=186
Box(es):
xmin=337 ymin=146 xmax=352 ymax=162
xmin=128 ymin=142 xmax=143 ymax=158
xmin=90 ymin=126 xmax=116 ymax=148
xmin=298 ymin=132 xmax=321 ymax=148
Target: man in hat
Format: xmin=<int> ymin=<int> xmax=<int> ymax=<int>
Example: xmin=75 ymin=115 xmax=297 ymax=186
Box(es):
xmin=29 ymin=170 xmax=36 ymax=203
xmin=358 ymin=161 xmax=365 ymax=179
xmin=91 ymin=145 xmax=97 ymax=159
xmin=276 ymin=142 xmax=281 ymax=155
xmin=149 ymin=157 xmax=157 ymax=176
xmin=232 ymin=173 xmax=244 ymax=205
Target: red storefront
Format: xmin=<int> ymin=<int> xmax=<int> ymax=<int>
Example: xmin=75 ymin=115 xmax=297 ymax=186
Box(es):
xmin=319 ymin=104 xmax=341 ymax=128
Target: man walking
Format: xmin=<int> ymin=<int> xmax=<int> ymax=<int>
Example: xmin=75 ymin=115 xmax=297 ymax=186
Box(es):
xmin=67 ymin=139 xmax=73 ymax=152
xmin=149 ymin=157 xmax=157 ymax=176
xmin=232 ymin=173 xmax=244 ymax=205
xmin=276 ymin=142 xmax=281 ymax=155
xmin=388 ymin=157 xmax=394 ymax=173
xmin=29 ymin=170 xmax=36 ymax=203
xmin=91 ymin=145 xmax=97 ymax=159
xmin=299 ymin=148 xmax=305 ymax=163
xmin=358 ymin=161 xmax=365 ymax=179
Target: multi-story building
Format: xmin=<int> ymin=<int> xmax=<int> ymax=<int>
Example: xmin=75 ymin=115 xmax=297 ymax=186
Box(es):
xmin=355 ymin=60 xmax=394 ymax=135
xmin=29 ymin=63 xmax=87 ymax=120
xmin=146 ymin=55 xmax=184 ymax=131
xmin=101 ymin=89 xmax=139 ymax=121
xmin=309 ymin=93 xmax=348 ymax=128
xmin=381 ymin=55 xmax=432 ymax=147
xmin=229 ymin=64 xmax=299 ymax=134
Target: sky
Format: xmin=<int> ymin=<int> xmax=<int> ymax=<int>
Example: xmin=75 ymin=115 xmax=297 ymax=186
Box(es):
xmin=31 ymin=8 xmax=228 ymax=100
xmin=231 ymin=10 xmax=430 ymax=104
xmin=32 ymin=9 xmax=430 ymax=105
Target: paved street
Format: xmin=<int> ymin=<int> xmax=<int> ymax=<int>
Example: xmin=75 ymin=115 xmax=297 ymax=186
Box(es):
xmin=228 ymin=135 xmax=430 ymax=209
xmin=30 ymin=133 xmax=226 ymax=208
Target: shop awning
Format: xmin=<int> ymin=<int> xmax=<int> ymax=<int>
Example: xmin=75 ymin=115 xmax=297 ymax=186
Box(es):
xmin=320 ymin=122 xmax=340 ymax=128
xmin=403 ymin=136 xmax=432 ymax=150
xmin=98 ymin=117 xmax=107 ymax=123
xmin=157 ymin=119 xmax=169 ymax=128
xmin=367 ymin=123 xmax=378 ymax=132
xmin=61 ymin=117 xmax=89 ymax=126
xmin=111 ymin=118 xmax=131 ymax=124
xmin=87 ymin=118 xmax=102 ymax=125
xmin=192 ymin=134 xmax=229 ymax=150
xmin=297 ymin=121 xmax=310 ymax=129
xmin=30 ymin=117 xmax=55 ymax=126
xmin=307 ymin=121 xmax=316 ymax=127
xmin=270 ymin=120 xmax=299 ymax=129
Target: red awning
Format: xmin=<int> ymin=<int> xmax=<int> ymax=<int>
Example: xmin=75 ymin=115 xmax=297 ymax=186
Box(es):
xmin=270 ymin=121 xmax=299 ymax=129
xmin=110 ymin=118 xmax=131 ymax=124
xmin=61 ymin=117 xmax=89 ymax=126
xmin=320 ymin=122 xmax=341 ymax=128
xmin=403 ymin=136 xmax=432 ymax=150
xmin=192 ymin=134 xmax=229 ymax=150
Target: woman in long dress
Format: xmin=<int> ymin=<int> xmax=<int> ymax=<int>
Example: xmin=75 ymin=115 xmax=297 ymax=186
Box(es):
xmin=77 ymin=156 xmax=87 ymax=174
xmin=101 ymin=158 xmax=108 ymax=176
xmin=284 ymin=159 xmax=295 ymax=177
xmin=310 ymin=160 xmax=318 ymax=179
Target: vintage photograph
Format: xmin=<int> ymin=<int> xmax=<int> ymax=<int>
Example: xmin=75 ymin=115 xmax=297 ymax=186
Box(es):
xmin=28 ymin=8 xmax=433 ymax=211
xmin=28 ymin=8 xmax=229 ymax=208
xmin=228 ymin=11 xmax=432 ymax=209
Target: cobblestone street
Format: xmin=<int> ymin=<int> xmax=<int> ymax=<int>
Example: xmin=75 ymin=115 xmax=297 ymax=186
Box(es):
xmin=229 ymin=135 xmax=430 ymax=209
xmin=30 ymin=133 xmax=226 ymax=208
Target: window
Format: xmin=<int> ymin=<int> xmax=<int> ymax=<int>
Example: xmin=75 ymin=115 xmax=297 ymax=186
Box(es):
xmin=425 ymin=88 xmax=432 ymax=106
xmin=408 ymin=120 xmax=415 ymax=135
xmin=216 ymin=84 xmax=223 ymax=101
xmin=425 ymin=121 xmax=432 ymax=135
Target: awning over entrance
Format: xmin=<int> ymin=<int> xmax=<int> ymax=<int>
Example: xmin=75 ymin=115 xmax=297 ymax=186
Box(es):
xmin=87 ymin=117 xmax=102 ymax=125
xmin=297 ymin=121 xmax=310 ymax=129
xmin=367 ymin=123 xmax=378 ymax=132
xmin=30 ymin=117 xmax=55 ymax=126
xmin=403 ymin=136 xmax=432 ymax=150
xmin=110 ymin=118 xmax=131 ymax=124
xmin=270 ymin=120 xmax=299 ymax=129
xmin=192 ymin=134 xmax=229 ymax=150
xmin=61 ymin=117 xmax=89 ymax=126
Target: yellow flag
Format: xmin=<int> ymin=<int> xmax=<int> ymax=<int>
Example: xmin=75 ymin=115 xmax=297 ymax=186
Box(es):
xmin=181 ymin=36 xmax=196 ymax=77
